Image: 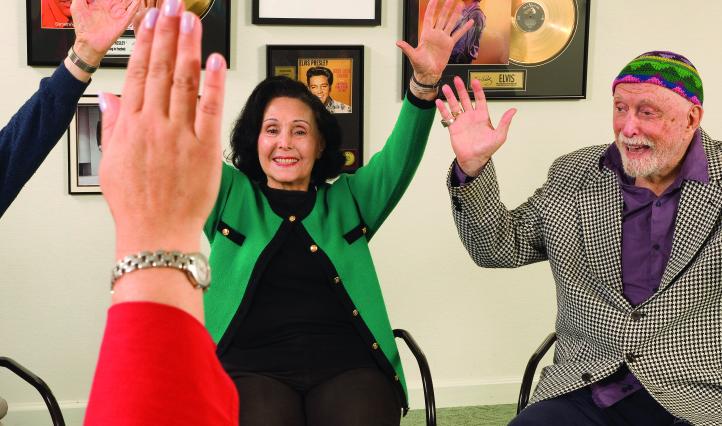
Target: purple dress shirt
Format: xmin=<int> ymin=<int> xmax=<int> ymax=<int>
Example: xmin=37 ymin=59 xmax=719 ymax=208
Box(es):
xmin=451 ymin=130 xmax=708 ymax=409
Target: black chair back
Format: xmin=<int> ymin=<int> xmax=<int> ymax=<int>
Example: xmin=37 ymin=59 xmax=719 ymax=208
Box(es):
xmin=0 ymin=357 xmax=65 ymax=426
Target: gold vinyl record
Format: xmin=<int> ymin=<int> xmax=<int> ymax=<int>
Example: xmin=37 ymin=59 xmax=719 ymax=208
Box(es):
xmin=184 ymin=0 xmax=213 ymax=18
xmin=509 ymin=0 xmax=577 ymax=66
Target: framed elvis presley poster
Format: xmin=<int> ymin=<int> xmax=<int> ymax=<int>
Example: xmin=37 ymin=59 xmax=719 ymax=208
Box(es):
xmin=267 ymin=45 xmax=365 ymax=172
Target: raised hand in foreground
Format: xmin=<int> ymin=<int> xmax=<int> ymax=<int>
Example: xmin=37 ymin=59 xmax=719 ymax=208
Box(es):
xmin=84 ymin=3 xmax=237 ymax=425
xmin=99 ymin=0 xmax=226 ymax=321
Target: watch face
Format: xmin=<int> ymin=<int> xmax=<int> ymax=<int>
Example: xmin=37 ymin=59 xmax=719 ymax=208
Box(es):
xmin=187 ymin=253 xmax=211 ymax=288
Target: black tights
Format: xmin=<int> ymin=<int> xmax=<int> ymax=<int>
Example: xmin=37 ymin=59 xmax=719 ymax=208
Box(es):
xmin=230 ymin=367 xmax=402 ymax=426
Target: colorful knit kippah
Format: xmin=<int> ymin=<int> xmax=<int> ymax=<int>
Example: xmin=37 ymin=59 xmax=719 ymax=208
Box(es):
xmin=612 ymin=51 xmax=703 ymax=105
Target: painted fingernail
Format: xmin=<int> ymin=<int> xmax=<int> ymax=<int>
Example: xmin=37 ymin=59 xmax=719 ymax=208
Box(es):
xmin=181 ymin=11 xmax=195 ymax=33
xmin=162 ymin=0 xmax=181 ymax=17
xmin=207 ymin=54 xmax=224 ymax=71
xmin=143 ymin=8 xmax=159 ymax=29
xmin=98 ymin=92 xmax=107 ymax=113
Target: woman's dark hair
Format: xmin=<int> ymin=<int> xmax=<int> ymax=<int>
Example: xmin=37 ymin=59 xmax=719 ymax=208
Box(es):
xmin=228 ymin=76 xmax=345 ymax=186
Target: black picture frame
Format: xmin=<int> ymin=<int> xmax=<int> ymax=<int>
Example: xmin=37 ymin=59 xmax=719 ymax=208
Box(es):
xmin=267 ymin=45 xmax=364 ymax=172
xmin=253 ymin=0 xmax=381 ymax=26
xmin=26 ymin=0 xmax=231 ymax=68
xmin=68 ymin=95 xmax=104 ymax=195
xmin=402 ymin=0 xmax=591 ymax=100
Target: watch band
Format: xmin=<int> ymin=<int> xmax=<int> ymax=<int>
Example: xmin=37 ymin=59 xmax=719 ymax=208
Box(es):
xmin=110 ymin=250 xmax=210 ymax=293
xmin=67 ymin=46 xmax=99 ymax=74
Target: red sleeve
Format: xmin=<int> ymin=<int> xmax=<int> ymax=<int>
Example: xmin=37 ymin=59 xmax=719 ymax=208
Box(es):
xmin=84 ymin=302 xmax=238 ymax=426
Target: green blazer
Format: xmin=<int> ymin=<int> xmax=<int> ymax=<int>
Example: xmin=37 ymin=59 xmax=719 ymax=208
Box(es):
xmin=203 ymin=97 xmax=435 ymax=408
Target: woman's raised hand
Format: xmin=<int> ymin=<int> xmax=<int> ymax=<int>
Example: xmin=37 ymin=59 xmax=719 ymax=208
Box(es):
xmin=437 ymin=77 xmax=516 ymax=177
xmin=397 ymin=0 xmax=474 ymax=98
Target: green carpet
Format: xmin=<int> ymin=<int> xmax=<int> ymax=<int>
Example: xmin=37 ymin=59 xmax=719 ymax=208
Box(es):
xmin=401 ymin=404 xmax=516 ymax=426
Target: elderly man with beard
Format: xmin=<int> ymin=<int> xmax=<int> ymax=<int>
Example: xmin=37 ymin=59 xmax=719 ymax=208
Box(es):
xmin=438 ymin=51 xmax=717 ymax=425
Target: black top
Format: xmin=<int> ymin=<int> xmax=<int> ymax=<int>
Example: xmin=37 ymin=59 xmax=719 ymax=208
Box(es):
xmin=223 ymin=185 xmax=376 ymax=374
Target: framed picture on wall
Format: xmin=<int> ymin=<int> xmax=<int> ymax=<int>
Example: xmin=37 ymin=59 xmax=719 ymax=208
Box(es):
xmin=253 ymin=0 xmax=381 ymax=26
xmin=26 ymin=0 xmax=231 ymax=67
xmin=402 ymin=0 xmax=591 ymax=100
xmin=68 ymin=95 xmax=105 ymax=195
xmin=267 ymin=45 xmax=364 ymax=172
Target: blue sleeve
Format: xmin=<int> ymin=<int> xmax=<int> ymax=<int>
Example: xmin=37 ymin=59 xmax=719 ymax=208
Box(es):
xmin=0 ymin=63 xmax=89 ymax=217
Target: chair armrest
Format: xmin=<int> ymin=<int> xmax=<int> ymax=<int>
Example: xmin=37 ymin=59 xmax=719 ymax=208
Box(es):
xmin=0 ymin=357 xmax=65 ymax=426
xmin=394 ymin=329 xmax=436 ymax=426
xmin=516 ymin=332 xmax=557 ymax=414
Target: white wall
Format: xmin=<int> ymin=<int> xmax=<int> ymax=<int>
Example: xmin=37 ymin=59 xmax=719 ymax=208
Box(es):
xmin=2 ymin=0 xmax=721 ymax=420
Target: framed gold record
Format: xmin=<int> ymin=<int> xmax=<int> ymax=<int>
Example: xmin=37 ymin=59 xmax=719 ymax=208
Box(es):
xmin=510 ymin=0 xmax=577 ymax=65
xmin=186 ymin=0 xmax=214 ymax=18
xmin=402 ymin=0 xmax=591 ymax=100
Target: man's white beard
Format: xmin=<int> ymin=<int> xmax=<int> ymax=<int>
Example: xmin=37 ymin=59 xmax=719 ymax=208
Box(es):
xmin=617 ymin=134 xmax=665 ymax=178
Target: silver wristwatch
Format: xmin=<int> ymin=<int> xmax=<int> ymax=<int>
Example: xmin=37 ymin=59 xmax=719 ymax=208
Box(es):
xmin=111 ymin=251 xmax=211 ymax=292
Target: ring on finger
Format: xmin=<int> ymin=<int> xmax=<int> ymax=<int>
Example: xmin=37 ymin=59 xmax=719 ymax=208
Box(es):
xmin=451 ymin=110 xmax=462 ymax=118
xmin=440 ymin=117 xmax=455 ymax=128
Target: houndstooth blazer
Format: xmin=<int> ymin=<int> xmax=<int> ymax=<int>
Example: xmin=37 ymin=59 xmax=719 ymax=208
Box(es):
xmin=447 ymin=130 xmax=722 ymax=425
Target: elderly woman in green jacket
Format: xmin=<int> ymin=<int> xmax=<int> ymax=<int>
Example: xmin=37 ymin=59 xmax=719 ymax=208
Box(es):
xmin=203 ymin=1 xmax=473 ymax=424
